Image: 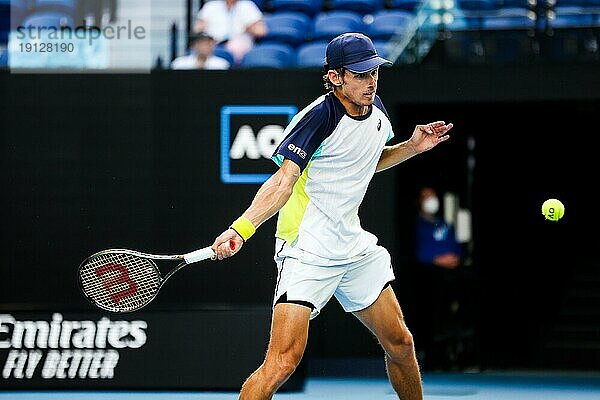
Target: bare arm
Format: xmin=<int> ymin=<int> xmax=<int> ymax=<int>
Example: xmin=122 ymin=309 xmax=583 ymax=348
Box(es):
xmin=376 ymin=121 xmax=453 ymax=173
xmin=243 ymin=159 xmax=299 ymax=227
xmin=246 ymin=19 xmax=267 ymax=38
xmin=376 ymin=140 xmax=418 ymax=172
xmin=211 ymin=159 xmax=300 ymax=259
xmin=193 ymin=19 xmax=207 ymax=33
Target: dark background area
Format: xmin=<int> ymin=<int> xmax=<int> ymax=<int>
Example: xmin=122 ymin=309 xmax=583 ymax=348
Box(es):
xmin=1 ymin=66 xmax=598 ymax=374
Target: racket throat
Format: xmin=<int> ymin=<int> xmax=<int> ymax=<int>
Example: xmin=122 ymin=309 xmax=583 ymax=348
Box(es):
xmin=162 ymin=262 xmax=188 ymax=284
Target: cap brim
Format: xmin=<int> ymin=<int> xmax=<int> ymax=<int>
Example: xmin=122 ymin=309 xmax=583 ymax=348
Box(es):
xmin=345 ymin=56 xmax=392 ymax=73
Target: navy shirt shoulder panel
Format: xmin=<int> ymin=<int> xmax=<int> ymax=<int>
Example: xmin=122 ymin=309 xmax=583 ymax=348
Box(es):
xmin=373 ymin=95 xmax=390 ymax=122
xmin=273 ymin=93 xmax=344 ymax=172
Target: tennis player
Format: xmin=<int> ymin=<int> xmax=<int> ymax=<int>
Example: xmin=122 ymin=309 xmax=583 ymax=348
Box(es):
xmin=211 ymin=32 xmax=453 ymax=400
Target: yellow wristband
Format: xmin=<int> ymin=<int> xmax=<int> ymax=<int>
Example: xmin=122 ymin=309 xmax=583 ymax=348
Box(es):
xmin=230 ymin=216 xmax=256 ymax=242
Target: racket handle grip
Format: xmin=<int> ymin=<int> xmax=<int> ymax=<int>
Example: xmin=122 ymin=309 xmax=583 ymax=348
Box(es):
xmin=183 ymin=247 xmax=215 ymax=264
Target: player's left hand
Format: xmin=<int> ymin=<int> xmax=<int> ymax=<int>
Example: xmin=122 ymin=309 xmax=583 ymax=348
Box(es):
xmin=410 ymin=121 xmax=453 ymax=154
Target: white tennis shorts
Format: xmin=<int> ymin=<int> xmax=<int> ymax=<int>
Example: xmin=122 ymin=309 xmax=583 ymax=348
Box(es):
xmin=272 ymin=239 xmax=396 ymax=320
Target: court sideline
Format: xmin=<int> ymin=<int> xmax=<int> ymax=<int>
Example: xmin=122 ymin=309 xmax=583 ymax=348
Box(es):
xmin=2 ymin=370 xmax=600 ymax=400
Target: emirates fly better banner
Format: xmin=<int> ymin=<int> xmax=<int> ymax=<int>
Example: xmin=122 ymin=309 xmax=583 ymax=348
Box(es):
xmin=1 ymin=313 xmax=146 ymax=380
xmin=0 ymin=308 xmax=306 ymax=390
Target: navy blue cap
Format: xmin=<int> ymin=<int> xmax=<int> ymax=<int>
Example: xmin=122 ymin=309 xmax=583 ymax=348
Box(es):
xmin=325 ymin=32 xmax=391 ymax=73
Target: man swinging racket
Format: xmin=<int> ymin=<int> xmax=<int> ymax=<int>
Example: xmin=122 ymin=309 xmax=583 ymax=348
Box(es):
xmin=211 ymin=32 xmax=454 ymax=400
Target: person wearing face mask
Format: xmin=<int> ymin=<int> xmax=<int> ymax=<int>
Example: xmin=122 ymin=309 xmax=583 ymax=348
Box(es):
xmin=416 ymin=187 xmax=463 ymax=269
xmin=413 ymin=185 xmax=467 ymax=371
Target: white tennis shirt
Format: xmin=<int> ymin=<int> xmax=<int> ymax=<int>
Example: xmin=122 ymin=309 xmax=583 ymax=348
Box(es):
xmin=196 ymin=0 xmax=263 ymax=43
xmin=272 ymin=92 xmax=394 ymax=265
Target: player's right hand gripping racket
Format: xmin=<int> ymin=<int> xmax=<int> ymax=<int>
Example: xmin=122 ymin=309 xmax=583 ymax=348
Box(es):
xmin=78 ymin=242 xmax=233 ymax=313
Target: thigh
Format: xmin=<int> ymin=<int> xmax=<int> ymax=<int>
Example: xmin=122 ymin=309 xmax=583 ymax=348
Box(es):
xmin=352 ymin=286 xmax=411 ymax=349
xmin=265 ymin=303 xmax=311 ymax=362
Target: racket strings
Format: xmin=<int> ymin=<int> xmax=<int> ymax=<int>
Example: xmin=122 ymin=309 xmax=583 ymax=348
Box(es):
xmin=79 ymin=252 xmax=161 ymax=312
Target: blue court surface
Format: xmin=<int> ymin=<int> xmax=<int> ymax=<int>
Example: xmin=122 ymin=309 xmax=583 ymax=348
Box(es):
xmin=2 ymin=371 xmax=600 ymax=400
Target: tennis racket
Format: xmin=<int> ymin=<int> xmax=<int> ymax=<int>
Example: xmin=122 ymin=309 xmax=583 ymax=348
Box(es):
xmin=78 ymin=242 xmax=234 ymax=313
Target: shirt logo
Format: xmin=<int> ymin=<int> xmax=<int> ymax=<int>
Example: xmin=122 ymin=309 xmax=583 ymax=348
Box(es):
xmin=377 ymin=119 xmax=381 ymax=131
xmin=287 ymin=143 xmax=307 ymax=159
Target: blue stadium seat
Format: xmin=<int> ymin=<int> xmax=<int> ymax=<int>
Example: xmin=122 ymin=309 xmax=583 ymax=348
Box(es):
xmin=495 ymin=6 xmax=535 ymax=17
xmin=552 ymin=0 xmax=588 ymax=6
xmin=241 ymin=42 xmax=296 ymax=68
xmin=21 ymin=11 xmax=75 ymax=28
xmin=312 ymin=11 xmax=366 ymax=41
xmin=456 ymin=0 xmax=499 ymax=16
xmin=213 ymin=44 xmax=235 ymax=65
xmin=437 ymin=9 xmax=480 ymax=30
xmin=373 ymin=39 xmax=393 ymax=58
xmin=251 ymin=0 xmax=267 ymax=11
xmin=33 ymin=0 xmax=77 ymax=17
xmin=456 ymin=0 xmax=502 ymax=29
xmin=500 ymin=0 xmax=536 ymax=7
xmin=388 ymin=0 xmax=424 ymax=12
xmin=295 ymin=40 xmax=328 ymax=67
xmin=482 ymin=15 xmax=536 ymax=29
xmin=0 ymin=1 xmax=9 ymax=43
xmin=329 ymin=0 xmax=385 ymax=14
xmin=0 ymin=46 xmax=7 ymax=67
xmin=551 ymin=4 xmax=593 ymax=13
xmin=6 ymin=0 xmax=29 ymax=28
xmin=263 ymin=11 xmax=312 ymax=46
xmin=365 ymin=10 xmax=413 ymax=40
xmin=270 ymin=0 xmax=324 ymax=17
xmin=548 ymin=8 xmax=596 ymax=27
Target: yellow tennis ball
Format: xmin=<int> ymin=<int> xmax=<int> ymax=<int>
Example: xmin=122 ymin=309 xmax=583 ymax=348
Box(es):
xmin=542 ymin=198 xmax=565 ymax=221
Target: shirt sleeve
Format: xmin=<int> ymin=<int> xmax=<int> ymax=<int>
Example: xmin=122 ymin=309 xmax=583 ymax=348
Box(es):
xmin=240 ymin=1 xmax=263 ymax=27
xmin=196 ymin=6 xmax=206 ymax=20
xmin=272 ymin=102 xmax=335 ymax=172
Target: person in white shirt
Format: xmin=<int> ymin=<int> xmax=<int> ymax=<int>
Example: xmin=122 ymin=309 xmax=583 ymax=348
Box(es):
xmin=170 ymin=32 xmax=230 ymax=70
xmin=193 ymin=0 xmax=268 ymax=64
xmin=210 ymin=33 xmax=454 ymax=399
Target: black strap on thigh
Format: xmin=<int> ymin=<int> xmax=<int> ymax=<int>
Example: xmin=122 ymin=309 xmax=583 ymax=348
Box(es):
xmin=275 ymin=292 xmax=315 ymax=311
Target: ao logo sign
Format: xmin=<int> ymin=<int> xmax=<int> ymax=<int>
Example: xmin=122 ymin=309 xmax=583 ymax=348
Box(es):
xmin=221 ymin=105 xmax=298 ymax=184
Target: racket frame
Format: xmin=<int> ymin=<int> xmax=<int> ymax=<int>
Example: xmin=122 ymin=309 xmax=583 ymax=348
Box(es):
xmin=78 ymin=245 xmax=218 ymax=313
xmin=78 ymin=249 xmax=187 ymax=313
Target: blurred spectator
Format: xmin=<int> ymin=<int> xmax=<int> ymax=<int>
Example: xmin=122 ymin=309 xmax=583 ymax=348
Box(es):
xmin=193 ymin=0 xmax=267 ymax=65
xmin=171 ymin=32 xmax=231 ymax=70
xmin=415 ymin=186 xmax=463 ymax=269
xmin=80 ymin=0 xmax=118 ymax=26
xmin=413 ymin=186 xmax=476 ymax=371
